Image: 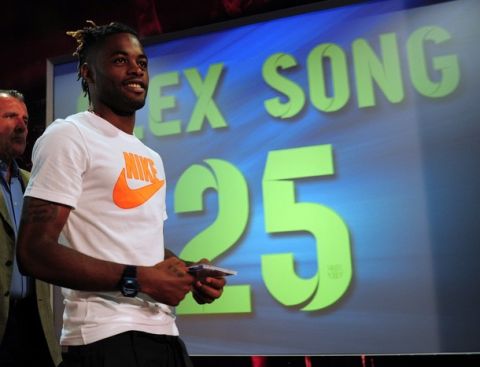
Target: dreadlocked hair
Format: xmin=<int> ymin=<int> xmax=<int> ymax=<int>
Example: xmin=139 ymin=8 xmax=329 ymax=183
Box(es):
xmin=66 ymin=20 xmax=139 ymax=98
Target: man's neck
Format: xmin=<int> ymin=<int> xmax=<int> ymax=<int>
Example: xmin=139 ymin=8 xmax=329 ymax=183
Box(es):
xmin=89 ymin=107 xmax=136 ymax=135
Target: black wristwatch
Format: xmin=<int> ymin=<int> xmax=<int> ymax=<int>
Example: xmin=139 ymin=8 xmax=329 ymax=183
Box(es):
xmin=120 ymin=265 xmax=139 ymax=297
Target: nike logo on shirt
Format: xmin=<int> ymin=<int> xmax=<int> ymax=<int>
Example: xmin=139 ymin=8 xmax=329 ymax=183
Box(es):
xmin=112 ymin=152 xmax=164 ymax=209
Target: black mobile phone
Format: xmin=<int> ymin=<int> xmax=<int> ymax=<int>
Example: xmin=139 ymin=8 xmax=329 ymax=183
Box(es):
xmin=188 ymin=264 xmax=237 ymax=277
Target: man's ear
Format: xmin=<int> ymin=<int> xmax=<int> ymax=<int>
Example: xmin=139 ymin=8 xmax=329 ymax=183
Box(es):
xmin=80 ymin=63 xmax=94 ymax=84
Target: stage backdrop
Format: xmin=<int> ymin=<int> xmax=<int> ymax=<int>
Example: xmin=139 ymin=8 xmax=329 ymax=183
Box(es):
xmin=48 ymin=0 xmax=480 ymax=355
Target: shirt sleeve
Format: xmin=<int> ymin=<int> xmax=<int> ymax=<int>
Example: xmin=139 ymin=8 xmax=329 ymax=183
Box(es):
xmin=25 ymin=120 xmax=89 ymax=209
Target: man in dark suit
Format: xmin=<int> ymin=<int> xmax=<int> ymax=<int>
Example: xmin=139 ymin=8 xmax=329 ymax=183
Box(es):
xmin=0 ymin=89 xmax=61 ymax=366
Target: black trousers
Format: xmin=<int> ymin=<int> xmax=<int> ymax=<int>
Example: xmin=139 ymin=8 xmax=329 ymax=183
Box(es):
xmin=61 ymin=331 xmax=193 ymax=367
xmin=0 ymin=295 xmax=55 ymax=367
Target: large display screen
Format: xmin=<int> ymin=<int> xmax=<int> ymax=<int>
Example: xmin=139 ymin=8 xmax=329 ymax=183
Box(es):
xmin=48 ymin=0 xmax=480 ymax=355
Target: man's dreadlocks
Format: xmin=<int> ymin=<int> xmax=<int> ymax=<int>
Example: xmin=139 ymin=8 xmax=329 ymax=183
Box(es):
xmin=66 ymin=21 xmax=139 ymax=99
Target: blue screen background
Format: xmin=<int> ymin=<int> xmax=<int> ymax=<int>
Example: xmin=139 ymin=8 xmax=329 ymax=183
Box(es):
xmin=51 ymin=0 xmax=480 ymax=355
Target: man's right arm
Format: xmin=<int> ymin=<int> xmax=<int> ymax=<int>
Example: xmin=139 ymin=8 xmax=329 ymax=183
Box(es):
xmin=17 ymin=196 xmax=194 ymax=306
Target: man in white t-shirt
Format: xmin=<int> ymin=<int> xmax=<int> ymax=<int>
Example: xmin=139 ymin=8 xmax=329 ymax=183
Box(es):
xmin=16 ymin=21 xmax=226 ymax=367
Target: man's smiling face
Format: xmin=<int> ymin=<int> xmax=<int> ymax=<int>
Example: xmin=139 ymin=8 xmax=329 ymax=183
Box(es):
xmin=87 ymin=32 xmax=149 ymax=116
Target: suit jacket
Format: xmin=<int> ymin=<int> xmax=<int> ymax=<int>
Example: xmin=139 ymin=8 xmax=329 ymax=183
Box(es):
xmin=0 ymin=168 xmax=62 ymax=366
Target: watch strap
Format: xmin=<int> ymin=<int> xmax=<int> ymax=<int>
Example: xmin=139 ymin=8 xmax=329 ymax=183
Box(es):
xmin=123 ymin=265 xmax=137 ymax=278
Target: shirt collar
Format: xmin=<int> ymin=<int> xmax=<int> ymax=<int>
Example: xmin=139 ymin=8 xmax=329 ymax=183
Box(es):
xmin=0 ymin=159 xmax=20 ymax=181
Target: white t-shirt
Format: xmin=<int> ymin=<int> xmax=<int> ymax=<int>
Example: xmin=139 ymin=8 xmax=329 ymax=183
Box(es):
xmin=25 ymin=111 xmax=178 ymax=345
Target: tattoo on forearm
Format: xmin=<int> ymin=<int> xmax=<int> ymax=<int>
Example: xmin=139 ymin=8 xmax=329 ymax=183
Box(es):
xmin=21 ymin=200 xmax=59 ymax=224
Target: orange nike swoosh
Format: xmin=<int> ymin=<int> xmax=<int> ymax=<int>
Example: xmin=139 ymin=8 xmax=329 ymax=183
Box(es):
xmin=113 ymin=168 xmax=165 ymax=209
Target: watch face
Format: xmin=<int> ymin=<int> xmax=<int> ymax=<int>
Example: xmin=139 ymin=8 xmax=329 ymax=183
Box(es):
xmin=122 ymin=277 xmax=139 ymax=297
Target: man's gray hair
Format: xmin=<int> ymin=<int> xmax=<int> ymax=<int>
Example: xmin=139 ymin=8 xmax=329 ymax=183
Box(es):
xmin=0 ymin=89 xmax=25 ymax=101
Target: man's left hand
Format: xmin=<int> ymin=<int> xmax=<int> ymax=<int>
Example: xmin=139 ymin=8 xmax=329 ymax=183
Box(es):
xmin=192 ymin=275 xmax=226 ymax=304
